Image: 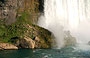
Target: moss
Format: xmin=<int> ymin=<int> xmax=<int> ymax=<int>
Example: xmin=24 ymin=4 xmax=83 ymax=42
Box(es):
xmin=0 ymin=0 xmax=53 ymax=48
xmin=0 ymin=16 xmax=52 ymax=48
xmin=32 ymin=25 xmax=52 ymax=48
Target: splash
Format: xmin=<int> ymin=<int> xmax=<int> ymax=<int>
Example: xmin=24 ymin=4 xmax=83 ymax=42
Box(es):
xmin=38 ymin=0 xmax=90 ymax=48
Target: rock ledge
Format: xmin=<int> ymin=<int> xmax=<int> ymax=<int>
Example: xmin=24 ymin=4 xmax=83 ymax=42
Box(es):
xmin=0 ymin=43 xmax=18 ymax=50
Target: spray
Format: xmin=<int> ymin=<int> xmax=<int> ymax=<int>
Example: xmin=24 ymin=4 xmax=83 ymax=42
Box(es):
xmin=38 ymin=0 xmax=90 ymax=48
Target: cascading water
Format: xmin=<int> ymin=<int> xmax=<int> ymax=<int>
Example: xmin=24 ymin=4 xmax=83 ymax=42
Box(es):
xmin=38 ymin=0 xmax=90 ymax=48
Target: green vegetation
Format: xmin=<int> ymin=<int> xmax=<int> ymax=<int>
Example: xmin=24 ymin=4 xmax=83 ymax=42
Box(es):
xmin=0 ymin=11 xmax=52 ymax=48
xmin=0 ymin=0 xmax=52 ymax=48
xmin=0 ymin=12 xmax=29 ymax=42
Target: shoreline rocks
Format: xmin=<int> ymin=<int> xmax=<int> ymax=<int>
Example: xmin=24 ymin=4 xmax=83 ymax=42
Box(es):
xmin=16 ymin=36 xmax=35 ymax=49
xmin=0 ymin=43 xmax=18 ymax=50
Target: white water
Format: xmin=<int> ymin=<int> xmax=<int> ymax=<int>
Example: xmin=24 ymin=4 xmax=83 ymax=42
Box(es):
xmin=38 ymin=0 xmax=90 ymax=48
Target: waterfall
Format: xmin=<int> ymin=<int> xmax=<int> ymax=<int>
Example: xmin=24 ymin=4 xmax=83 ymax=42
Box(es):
xmin=38 ymin=0 xmax=90 ymax=48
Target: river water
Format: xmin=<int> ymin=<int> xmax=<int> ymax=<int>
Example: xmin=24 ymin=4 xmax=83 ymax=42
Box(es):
xmin=0 ymin=45 xmax=90 ymax=58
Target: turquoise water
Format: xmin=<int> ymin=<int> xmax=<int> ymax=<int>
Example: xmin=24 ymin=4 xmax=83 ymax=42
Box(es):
xmin=0 ymin=46 xmax=90 ymax=58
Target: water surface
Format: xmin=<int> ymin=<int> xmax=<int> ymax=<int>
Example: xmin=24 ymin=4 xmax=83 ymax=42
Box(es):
xmin=0 ymin=46 xmax=90 ymax=58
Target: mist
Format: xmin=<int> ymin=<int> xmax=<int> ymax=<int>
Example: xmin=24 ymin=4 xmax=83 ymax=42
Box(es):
xmin=38 ymin=0 xmax=90 ymax=48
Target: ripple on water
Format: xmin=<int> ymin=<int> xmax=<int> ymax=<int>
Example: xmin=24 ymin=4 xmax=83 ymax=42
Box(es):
xmin=0 ymin=46 xmax=90 ymax=58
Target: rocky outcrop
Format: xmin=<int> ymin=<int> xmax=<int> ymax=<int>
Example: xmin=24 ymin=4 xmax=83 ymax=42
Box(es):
xmin=15 ymin=36 xmax=35 ymax=49
xmin=15 ymin=36 xmax=44 ymax=49
xmin=34 ymin=37 xmax=41 ymax=48
xmin=0 ymin=0 xmax=53 ymax=49
xmin=11 ymin=36 xmax=52 ymax=49
xmin=0 ymin=0 xmax=39 ymax=24
xmin=64 ymin=31 xmax=76 ymax=46
xmin=0 ymin=43 xmax=18 ymax=50
xmin=0 ymin=34 xmax=52 ymax=50
xmin=6 ymin=24 xmax=53 ymax=49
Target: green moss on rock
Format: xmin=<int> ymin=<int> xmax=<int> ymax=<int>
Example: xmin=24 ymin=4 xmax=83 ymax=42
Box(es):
xmin=0 ymin=0 xmax=53 ymax=49
xmin=0 ymin=15 xmax=53 ymax=48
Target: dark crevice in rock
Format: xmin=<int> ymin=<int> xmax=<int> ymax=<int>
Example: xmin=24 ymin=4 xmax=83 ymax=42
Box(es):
xmin=39 ymin=0 xmax=44 ymax=13
xmin=0 ymin=0 xmax=5 ymax=3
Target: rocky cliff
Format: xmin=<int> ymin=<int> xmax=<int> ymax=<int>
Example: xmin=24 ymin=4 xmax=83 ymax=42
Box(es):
xmin=0 ymin=0 xmax=39 ymax=24
xmin=0 ymin=0 xmax=53 ymax=50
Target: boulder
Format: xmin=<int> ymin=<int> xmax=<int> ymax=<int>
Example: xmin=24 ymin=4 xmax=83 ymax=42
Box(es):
xmin=16 ymin=36 xmax=35 ymax=49
xmin=64 ymin=31 xmax=76 ymax=46
xmin=0 ymin=43 xmax=18 ymax=50
xmin=34 ymin=37 xmax=41 ymax=48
